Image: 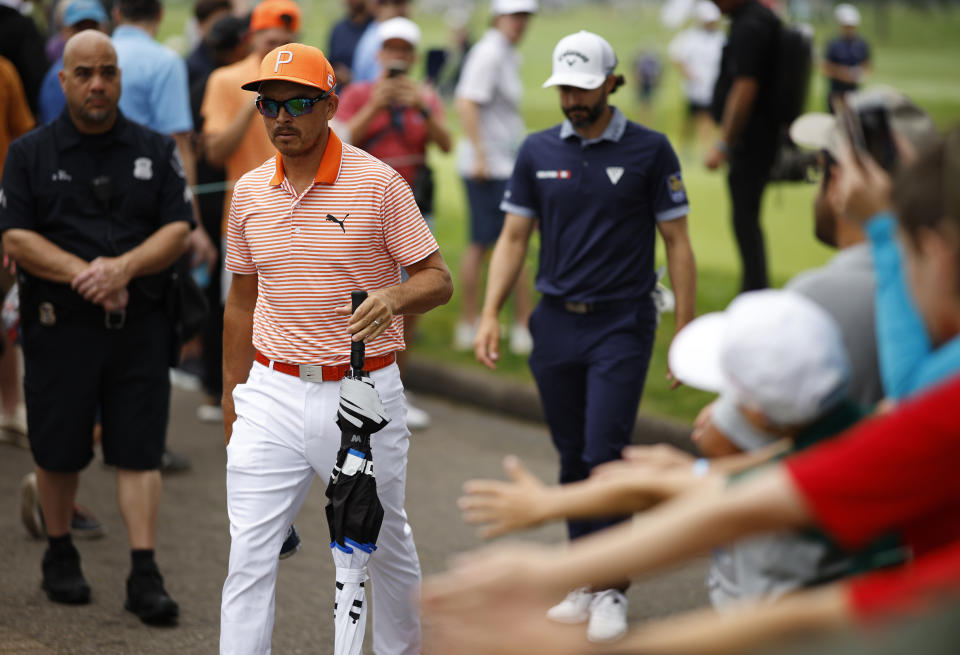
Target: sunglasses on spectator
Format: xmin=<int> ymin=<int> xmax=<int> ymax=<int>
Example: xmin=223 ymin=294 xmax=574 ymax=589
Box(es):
xmin=255 ymin=92 xmax=330 ymax=118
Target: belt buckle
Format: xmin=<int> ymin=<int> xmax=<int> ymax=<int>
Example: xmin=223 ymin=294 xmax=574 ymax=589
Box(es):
xmin=299 ymin=364 xmax=326 ymax=383
xmin=104 ymin=309 xmax=126 ymax=329
xmin=564 ymin=301 xmax=590 ymax=315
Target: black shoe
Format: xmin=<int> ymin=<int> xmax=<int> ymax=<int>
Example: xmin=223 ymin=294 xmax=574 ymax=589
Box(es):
xmin=42 ymin=546 xmax=91 ymax=604
xmin=279 ymin=524 xmax=301 ymax=560
xmin=125 ymin=563 xmax=179 ymax=626
xmin=160 ymin=448 xmax=191 ymax=473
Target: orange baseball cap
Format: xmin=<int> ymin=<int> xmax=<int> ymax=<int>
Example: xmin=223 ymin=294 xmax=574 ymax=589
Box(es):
xmin=249 ymin=0 xmax=301 ymax=33
xmin=241 ymin=43 xmax=337 ymax=93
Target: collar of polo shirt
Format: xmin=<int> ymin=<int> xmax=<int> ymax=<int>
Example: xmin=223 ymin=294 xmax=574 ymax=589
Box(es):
xmin=269 ymin=128 xmax=344 ymax=186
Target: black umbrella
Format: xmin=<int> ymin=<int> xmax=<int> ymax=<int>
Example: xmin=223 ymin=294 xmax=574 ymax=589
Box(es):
xmin=324 ymin=290 xmax=390 ymax=655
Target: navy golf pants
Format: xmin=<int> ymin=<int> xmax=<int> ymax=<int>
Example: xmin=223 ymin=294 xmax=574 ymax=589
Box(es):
xmin=528 ymin=296 xmax=657 ymax=541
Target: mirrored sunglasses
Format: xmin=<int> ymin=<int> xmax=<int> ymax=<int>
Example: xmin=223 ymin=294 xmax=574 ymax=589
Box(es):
xmin=255 ymin=92 xmax=329 ymax=118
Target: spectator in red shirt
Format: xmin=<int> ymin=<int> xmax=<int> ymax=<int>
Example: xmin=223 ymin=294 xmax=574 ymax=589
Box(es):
xmin=336 ymin=15 xmax=451 ymax=431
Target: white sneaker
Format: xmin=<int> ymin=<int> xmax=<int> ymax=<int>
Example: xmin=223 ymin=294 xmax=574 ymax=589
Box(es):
xmin=453 ymin=321 xmax=476 ymax=351
xmin=587 ymin=589 xmax=628 ymax=643
xmin=546 ymin=587 xmax=592 ymax=624
xmin=405 ymin=401 xmax=431 ymax=431
xmin=196 ymin=404 xmax=223 ymax=423
xmin=508 ymin=323 xmax=533 ymax=356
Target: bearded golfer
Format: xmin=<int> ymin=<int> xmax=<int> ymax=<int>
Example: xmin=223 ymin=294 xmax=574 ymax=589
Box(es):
xmin=219 ymin=43 xmax=452 ymax=655
xmin=474 ymin=31 xmax=696 ymax=641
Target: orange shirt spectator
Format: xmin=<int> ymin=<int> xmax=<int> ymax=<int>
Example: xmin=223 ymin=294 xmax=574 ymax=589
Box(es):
xmin=0 ymin=55 xmax=35 ymax=178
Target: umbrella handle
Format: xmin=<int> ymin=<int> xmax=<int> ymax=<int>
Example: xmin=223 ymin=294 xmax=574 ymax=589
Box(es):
xmin=351 ymin=290 xmax=367 ymax=374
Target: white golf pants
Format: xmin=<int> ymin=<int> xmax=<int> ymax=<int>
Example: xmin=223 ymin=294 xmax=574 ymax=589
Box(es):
xmin=220 ymin=361 xmax=421 ymax=655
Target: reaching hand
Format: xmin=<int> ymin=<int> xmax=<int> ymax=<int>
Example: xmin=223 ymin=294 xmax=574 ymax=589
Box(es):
xmin=828 ymin=140 xmax=894 ymax=225
xmin=459 ymin=455 xmax=551 ymax=539
xmin=704 ymin=144 xmax=727 ymax=171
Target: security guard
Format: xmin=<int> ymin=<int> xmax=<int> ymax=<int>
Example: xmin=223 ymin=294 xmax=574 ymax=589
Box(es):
xmin=0 ymin=31 xmax=192 ymax=624
xmin=475 ymin=31 xmax=696 ymax=642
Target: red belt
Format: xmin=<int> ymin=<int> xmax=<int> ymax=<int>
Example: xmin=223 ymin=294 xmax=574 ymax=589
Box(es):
xmin=254 ymin=350 xmax=396 ymax=382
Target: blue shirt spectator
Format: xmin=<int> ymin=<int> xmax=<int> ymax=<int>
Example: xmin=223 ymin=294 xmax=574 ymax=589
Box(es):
xmin=825 ymin=35 xmax=870 ymax=97
xmin=866 ymin=212 xmax=960 ymax=398
xmin=328 ymin=10 xmax=372 ymax=87
xmin=112 ymin=24 xmax=193 ymax=133
xmin=38 ymin=0 xmax=109 ymax=124
xmin=350 ymin=20 xmax=381 ymax=83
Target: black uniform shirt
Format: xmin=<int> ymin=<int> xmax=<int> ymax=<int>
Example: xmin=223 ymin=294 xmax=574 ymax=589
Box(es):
xmin=711 ymin=0 xmax=781 ymax=160
xmin=0 ymin=110 xmax=195 ymax=313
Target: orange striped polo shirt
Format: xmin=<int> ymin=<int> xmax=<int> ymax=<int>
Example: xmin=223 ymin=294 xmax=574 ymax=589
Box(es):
xmin=225 ymin=128 xmax=439 ymax=365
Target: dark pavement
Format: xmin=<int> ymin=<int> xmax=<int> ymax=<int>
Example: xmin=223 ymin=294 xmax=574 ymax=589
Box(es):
xmin=0 ymin=381 xmax=708 ymax=654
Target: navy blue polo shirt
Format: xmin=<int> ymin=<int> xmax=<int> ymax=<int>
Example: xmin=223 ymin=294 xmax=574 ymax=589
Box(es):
xmin=501 ymin=107 xmax=689 ymax=304
xmin=0 ymin=111 xmax=195 ymax=312
xmin=825 ymin=36 xmax=870 ymax=95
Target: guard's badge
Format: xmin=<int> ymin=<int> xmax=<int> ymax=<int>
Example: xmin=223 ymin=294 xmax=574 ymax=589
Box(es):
xmin=38 ymin=302 xmax=56 ymax=326
xmin=133 ymin=157 xmax=153 ymax=180
xmin=667 ymin=172 xmax=687 ymax=204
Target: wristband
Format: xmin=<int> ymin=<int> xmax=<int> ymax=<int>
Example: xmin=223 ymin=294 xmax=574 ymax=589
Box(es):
xmin=714 ymin=139 xmax=729 ymax=155
xmin=691 ymin=458 xmax=711 ymax=477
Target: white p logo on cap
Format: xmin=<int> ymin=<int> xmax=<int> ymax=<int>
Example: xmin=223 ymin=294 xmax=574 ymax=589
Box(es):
xmin=274 ymin=50 xmax=294 ymax=72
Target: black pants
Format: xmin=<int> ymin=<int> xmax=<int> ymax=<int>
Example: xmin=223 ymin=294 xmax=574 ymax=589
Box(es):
xmin=728 ymin=153 xmax=775 ymax=292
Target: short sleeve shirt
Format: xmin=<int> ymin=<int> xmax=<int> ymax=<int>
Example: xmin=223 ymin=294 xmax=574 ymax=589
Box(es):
xmin=337 ymin=81 xmax=445 ymax=186
xmin=825 ymin=35 xmax=870 ymax=95
xmin=668 ymin=27 xmax=726 ymax=106
xmin=454 ymin=29 xmax=525 ymax=180
xmin=350 ymin=21 xmax=382 ymax=84
xmin=224 ymin=130 xmax=438 ymax=365
xmin=38 ymin=56 xmax=66 ymax=125
xmin=0 ymin=112 xmax=195 ymax=310
xmin=786 ymin=375 xmax=960 ymax=558
xmin=112 ymin=25 xmax=193 ymax=134
xmin=500 ymin=108 xmax=689 ymax=303
xmin=0 ymin=54 xmax=35 ymax=179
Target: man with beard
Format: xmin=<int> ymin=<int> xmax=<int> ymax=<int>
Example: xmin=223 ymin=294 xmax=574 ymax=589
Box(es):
xmin=474 ymin=30 xmax=696 ymax=643
xmin=0 ymin=30 xmax=192 ymax=624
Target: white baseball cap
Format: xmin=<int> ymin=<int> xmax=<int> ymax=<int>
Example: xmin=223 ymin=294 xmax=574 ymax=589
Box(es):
xmin=790 ymin=86 xmax=940 ymax=158
xmin=542 ymin=31 xmax=618 ymax=90
xmin=668 ymin=290 xmax=851 ymax=426
xmin=378 ymin=16 xmax=421 ymax=47
xmin=835 ymin=3 xmax=861 ymax=26
xmin=694 ymin=0 xmax=721 ymax=24
xmin=491 ymin=0 xmax=538 ymax=16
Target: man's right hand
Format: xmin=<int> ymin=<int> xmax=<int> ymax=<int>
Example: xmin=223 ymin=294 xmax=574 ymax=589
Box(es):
xmin=474 ymin=314 xmax=501 ymax=369
xmin=222 ymin=391 xmax=236 ymax=445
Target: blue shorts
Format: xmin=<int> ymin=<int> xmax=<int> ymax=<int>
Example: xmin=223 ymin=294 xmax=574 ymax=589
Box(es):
xmin=464 ymin=178 xmax=508 ymax=247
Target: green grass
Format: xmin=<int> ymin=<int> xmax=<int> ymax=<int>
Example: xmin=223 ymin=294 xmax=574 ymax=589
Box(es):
xmin=160 ymin=1 xmax=960 ymax=423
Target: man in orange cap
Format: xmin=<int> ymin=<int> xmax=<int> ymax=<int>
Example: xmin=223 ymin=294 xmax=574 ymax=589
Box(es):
xmin=201 ymin=0 xmax=301 ymax=269
xmin=218 ymin=43 xmax=453 ymax=655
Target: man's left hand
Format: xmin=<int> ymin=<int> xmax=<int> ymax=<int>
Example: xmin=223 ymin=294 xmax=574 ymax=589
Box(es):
xmin=188 ymin=226 xmax=218 ymax=272
xmin=71 ymin=256 xmax=132 ymax=304
xmin=705 ymin=144 xmax=727 ymax=170
xmin=336 ymin=290 xmax=395 ymax=343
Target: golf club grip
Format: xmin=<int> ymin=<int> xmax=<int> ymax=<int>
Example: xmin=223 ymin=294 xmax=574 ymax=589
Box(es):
xmin=351 ymin=290 xmax=367 ymax=372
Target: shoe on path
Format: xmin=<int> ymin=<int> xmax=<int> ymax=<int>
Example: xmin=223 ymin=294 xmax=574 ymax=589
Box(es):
xmin=196 ymin=403 xmax=223 ymax=424
xmin=279 ymin=524 xmax=301 ymax=560
xmin=21 ymin=474 xmax=106 ymax=539
xmin=453 ymin=321 xmax=476 ymax=352
xmin=160 ymin=448 xmax=191 ymax=473
xmin=125 ymin=562 xmax=179 ymax=626
xmin=42 ymin=545 xmax=91 ymax=605
xmin=586 ymin=589 xmax=628 ymax=643
xmin=545 ymin=587 xmax=592 ymax=624
xmin=405 ymin=400 xmax=431 ymax=431
xmin=508 ymin=324 xmax=533 ymax=356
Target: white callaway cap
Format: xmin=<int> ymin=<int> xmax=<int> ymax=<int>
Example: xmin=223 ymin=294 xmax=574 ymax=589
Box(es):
xmin=669 ymin=290 xmax=851 ymax=426
xmin=491 ymin=0 xmax=538 ymax=16
xmin=543 ymin=31 xmax=618 ymax=90
xmin=378 ymin=17 xmax=421 ymax=47
xmin=790 ymin=86 xmax=940 ymax=158
xmin=835 ymin=3 xmax=861 ymax=26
